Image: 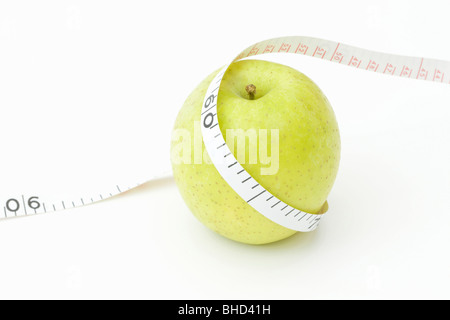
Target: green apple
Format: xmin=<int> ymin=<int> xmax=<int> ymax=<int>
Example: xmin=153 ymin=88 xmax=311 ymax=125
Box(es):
xmin=171 ymin=59 xmax=340 ymax=245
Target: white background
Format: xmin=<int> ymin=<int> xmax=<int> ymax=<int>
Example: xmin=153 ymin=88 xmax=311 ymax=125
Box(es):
xmin=0 ymin=0 xmax=449 ymax=300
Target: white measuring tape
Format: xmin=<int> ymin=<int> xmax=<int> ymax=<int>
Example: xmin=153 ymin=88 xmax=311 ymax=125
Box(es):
xmin=201 ymin=36 xmax=449 ymax=232
xmin=1 ymin=36 xmax=449 ymax=231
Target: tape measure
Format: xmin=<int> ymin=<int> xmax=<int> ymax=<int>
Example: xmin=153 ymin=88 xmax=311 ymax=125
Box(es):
xmin=1 ymin=36 xmax=449 ymax=231
xmin=201 ymin=36 xmax=449 ymax=232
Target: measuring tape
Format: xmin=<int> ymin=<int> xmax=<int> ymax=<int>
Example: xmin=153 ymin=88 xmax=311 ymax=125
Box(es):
xmin=1 ymin=36 xmax=449 ymax=232
xmin=201 ymin=36 xmax=449 ymax=232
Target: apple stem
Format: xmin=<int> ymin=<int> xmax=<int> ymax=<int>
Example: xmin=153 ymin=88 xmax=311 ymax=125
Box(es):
xmin=245 ymin=84 xmax=256 ymax=100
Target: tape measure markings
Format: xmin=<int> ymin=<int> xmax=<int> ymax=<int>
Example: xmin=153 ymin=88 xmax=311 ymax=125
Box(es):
xmin=234 ymin=37 xmax=449 ymax=84
xmin=0 ymin=173 xmax=169 ymax=219
xmin=201 ymin=63 xmax=321 ymax=231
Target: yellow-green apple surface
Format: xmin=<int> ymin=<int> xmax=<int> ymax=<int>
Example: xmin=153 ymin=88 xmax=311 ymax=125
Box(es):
xmin=171 ymin=59 xmax=340 ymax=245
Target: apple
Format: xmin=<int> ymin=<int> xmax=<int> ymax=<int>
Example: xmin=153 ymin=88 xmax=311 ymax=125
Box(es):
xmin=171 ymin=59 xmax=340 ymax=245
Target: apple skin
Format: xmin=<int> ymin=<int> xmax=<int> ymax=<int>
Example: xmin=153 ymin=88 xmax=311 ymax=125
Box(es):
xmin=171 ymin=59 xmax=340 ymax=245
